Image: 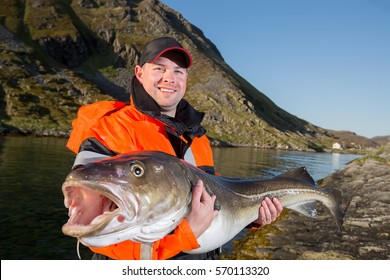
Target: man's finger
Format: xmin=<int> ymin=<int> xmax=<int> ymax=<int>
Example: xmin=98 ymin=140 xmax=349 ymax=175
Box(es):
xmin=191 ymin=180 xmax=204 ymax=207
xmin=272 ymin=198 xmax=283 ymax=214
xmin=264 ymin=197 xmax=278 ymax=221
xmin=259 ymin=206 xmax=266 ymax=225
xmin=262 ymin=200 xmax=271 ymax=222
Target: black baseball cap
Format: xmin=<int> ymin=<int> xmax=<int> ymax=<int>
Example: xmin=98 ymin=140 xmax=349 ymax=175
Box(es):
xmin=138 ymin=37 xmax=192 ymax=68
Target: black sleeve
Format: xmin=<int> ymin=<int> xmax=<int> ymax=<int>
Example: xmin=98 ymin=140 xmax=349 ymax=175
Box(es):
xmin=78 ymin=137 xmax=118 ymax=156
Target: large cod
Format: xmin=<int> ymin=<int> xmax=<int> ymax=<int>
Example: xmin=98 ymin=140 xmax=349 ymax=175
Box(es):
xmin=62 ymin=151 xmax=343 ymax=257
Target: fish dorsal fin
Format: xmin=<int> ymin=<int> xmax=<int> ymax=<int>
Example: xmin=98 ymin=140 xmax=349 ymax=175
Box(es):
xmin=276 ymin=166 xmax=315 ymax=186
xmin=287 ymin=201 xmax=317 ymax=218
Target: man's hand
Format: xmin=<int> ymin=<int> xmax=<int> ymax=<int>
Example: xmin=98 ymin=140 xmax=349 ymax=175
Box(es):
xmin=253 ymin=197 xmax=283 ymax=227
xmin=185 ymin=180 xmax=219 ymax=238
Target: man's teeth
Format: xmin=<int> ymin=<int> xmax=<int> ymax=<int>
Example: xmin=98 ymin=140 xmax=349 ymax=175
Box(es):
xmin=160 ymin=88 xmax=175 ymax=93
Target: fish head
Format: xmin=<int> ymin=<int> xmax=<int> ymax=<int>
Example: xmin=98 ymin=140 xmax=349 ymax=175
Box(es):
xmin=62 ymin=151 xmax=192 ymax=247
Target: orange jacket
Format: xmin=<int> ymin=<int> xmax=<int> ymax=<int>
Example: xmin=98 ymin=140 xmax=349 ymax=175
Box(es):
xmin=66 ymin=78 xmax=215 ymax=259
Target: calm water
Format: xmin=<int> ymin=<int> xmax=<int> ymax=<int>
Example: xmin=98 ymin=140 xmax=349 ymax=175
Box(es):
xmin=0 ymin=136 xmax=361 ymax=260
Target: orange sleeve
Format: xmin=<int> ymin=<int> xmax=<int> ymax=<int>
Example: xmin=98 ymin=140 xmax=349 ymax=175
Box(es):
xmin=66 ymin=101 xmax=127 ymax=154
xmin=89 ymin=219 xmax=199 ymax=260
xmin=153 ymin=219 xmax=200 ymax=260
xmin=191 ymin=135 xmax=214 ymax=167
xmin=90 ymin=241 xmax=141 ymax=260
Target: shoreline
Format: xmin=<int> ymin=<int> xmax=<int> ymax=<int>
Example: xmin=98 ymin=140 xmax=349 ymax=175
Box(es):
xmin=0 ymin=132 xmax=372 ymax=155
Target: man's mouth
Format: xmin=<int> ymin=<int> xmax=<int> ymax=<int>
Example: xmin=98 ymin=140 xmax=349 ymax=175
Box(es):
xmin=159 ymin=87 xmax=175 ymax=93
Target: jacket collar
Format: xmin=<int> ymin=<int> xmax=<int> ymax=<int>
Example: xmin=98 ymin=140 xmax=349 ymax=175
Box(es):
xmin=130 ymin=76 xmax=206 ymax=137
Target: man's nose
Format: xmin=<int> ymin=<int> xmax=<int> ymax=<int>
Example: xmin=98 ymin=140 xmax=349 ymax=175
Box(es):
xmin=162 ymin=70 xmax=175 ymax=83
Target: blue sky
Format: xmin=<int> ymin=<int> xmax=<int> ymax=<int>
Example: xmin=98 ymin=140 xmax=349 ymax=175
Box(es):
xmin=161 ymin=0 xmax=390 ymax=138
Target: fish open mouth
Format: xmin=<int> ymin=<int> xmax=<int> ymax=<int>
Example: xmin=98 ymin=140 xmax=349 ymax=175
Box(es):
xmin=62 ymin=183 xmax=123 ymax=237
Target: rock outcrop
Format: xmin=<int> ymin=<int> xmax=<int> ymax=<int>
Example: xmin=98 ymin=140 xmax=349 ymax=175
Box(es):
xmin=224 ymin=143 xmax=390 ymax=259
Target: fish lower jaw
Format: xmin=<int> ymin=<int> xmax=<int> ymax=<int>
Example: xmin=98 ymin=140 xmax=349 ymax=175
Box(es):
xmin=62 ymin=209 xmax=124 ymax=237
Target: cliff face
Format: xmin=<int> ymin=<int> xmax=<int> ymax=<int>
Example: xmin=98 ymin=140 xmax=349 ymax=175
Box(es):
xmin=0 ymin=0 xmax=375 ymax=149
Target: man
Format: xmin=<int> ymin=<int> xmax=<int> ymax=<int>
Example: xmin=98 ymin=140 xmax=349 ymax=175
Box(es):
xmin=66 ymin=37 xmax=283 ymax=260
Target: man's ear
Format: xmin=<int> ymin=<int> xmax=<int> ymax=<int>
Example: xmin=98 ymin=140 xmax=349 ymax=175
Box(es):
xmin=134 ymin=65 xmax=143 ymax=82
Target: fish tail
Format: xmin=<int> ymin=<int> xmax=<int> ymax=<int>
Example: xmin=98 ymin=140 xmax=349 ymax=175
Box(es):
xmin=324 ymin=187 xmax=344 ymax=232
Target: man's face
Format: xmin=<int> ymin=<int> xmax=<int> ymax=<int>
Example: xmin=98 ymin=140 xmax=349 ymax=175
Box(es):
xmin=135 ymin=51 xmax=188 ymax=117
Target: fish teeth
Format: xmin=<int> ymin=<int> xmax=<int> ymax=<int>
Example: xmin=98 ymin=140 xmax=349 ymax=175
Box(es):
xmin=68 ymin=206 xmax=82 ymax=220
xmin=68 ymin=206 xmax=75 ymax=217
xmin=90 ymin=211 xmax=112 ymax=225
xmin=68 ymin=207 xmax=79 ymax=224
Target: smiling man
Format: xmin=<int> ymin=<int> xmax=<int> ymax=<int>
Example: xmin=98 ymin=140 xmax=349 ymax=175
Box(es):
xmin=66 ymin=37 xmax=282 ymax=260
xmin=135 ymin=46 xmax=189 ymax=117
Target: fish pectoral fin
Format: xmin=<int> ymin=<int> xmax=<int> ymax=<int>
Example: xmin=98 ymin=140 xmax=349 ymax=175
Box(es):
xmin=287 ymin=201 xmax=317 ymax=218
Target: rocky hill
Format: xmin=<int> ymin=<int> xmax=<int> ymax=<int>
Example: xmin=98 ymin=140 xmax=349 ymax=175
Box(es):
xmin=372 ymin=135 xmax=390 ymax=146
xmin=0 ymin=0 xmax=381 ymax=149
xmin=327 ymin=130 xmax=381 ymax=149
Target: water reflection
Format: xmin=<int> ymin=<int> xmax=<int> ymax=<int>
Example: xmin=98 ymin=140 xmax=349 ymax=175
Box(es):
xmin=332 ymin=153 xmax=341 ymax=171
xmin=213 ymin=147 xmax=359 ymax=181
xmin=0 ymin=136 xmax=361 ymax=259
xmin=212 ymin=147 xmax=286 ymax=178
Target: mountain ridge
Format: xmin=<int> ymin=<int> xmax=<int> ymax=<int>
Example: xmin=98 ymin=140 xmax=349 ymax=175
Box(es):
xmin=0 ymin=0 xmax=383 ymax=150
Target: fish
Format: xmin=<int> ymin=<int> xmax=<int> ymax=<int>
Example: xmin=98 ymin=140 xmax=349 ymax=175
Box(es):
xmin=62 ymin=150 xmax=343 ymax=256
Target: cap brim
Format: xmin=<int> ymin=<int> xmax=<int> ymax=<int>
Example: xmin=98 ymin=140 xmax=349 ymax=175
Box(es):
xmin=149 ymin=47 xmax=192 ymax=68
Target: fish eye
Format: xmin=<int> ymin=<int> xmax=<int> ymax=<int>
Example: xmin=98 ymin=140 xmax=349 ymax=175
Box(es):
xmin=130 ymin=163 xmax=144 ymax=177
